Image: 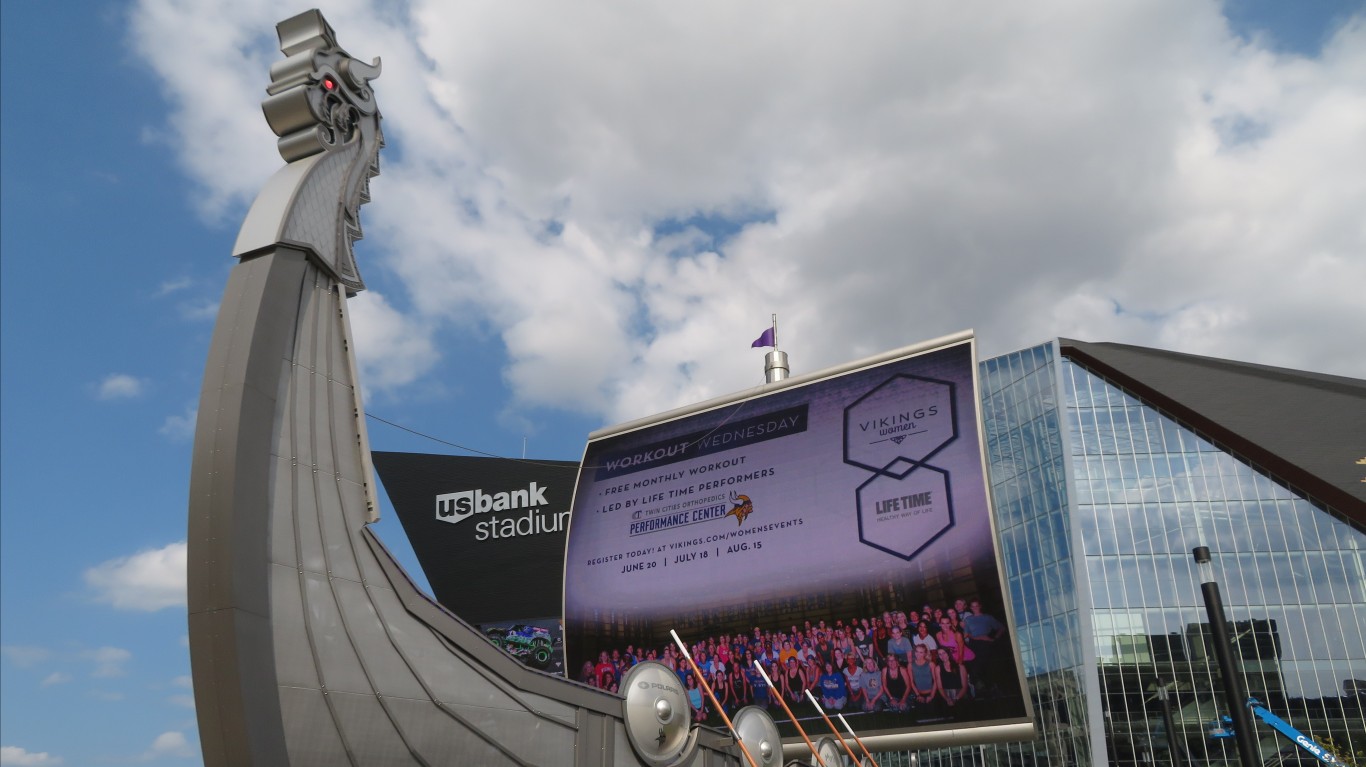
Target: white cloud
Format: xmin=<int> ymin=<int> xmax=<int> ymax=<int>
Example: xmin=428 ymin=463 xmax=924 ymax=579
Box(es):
xmin=81 ymin=647 xmax=132 ymax=678
xmin=155 ymin=277 xmax=192 ymax=296
xmin=1 ymin=646 xmax=52 ymax=668
xmin=2 ymin=645 xmax=134 ymax=684
xmin=178 ymin=298 xmax=220 ymax=321
xmin=348 ymin=291 xmax=439 ymax=395
xmin=167 ymin=675 xmax=195 ymax=708
xmin=0 ymin=747 xmax=63 ymax=766
xmin=85 ymin=542 xmax=186 ymax=611
xmin=141 ymin=731 xmax=195 ymax=760
xmin=130 ymin=1 xmax=1366 ymax=425
xmin=159 ymin=405 xmax=197 ymax=441
xmin=39 ymin=673 xmax=70 ymax=687
xmin=96 ymin=374 xmax=145 ymax=401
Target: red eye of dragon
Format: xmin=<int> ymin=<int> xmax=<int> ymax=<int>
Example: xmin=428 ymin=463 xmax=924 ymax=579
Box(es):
xmin=322 ymin=76 xmax=337 ymax=91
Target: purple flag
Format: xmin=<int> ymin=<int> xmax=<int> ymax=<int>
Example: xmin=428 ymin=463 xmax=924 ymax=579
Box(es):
xmin=751 ymin=327 xmax=775 ymax=348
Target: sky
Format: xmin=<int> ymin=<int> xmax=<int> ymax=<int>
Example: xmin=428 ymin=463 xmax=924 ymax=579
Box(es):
xmin=1 ymin=0 xmax=1363 ymax=763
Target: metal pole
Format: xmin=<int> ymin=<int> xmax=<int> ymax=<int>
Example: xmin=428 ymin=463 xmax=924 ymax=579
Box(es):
xmin=1192 ymin=546 xmax=1259 ymax=767
xmin=1155 ymin=679 xmax=1181 ymax=767
xmin=763 ymin=314 xmax=789 ymax=383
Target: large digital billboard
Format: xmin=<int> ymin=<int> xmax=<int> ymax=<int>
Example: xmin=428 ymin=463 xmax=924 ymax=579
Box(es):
xmin=563 ymin=333 xmax=1032 ymax=748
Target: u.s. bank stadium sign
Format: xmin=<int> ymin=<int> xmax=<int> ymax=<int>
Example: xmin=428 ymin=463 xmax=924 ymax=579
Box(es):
xmin=371 ymin=452 xmax=578 ymax=627
xmin=435 ymin=481 xmax=571 ymax=540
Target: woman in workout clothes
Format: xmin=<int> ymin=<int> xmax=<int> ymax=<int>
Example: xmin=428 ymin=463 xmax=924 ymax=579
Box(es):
xmin=908 ymin=645 xmax=940 ymax=708
xmin=936 ymin=617 xmax=973 ymax=665
xmin=686 ymin=675 xmax=707 ymax=720
xmin=782 ymin=656 xmax=806 ymax=705
xmin=729 ymin=654 xmax=751 ymax=708
xmin=883 ymin=654 xmax=912 ymax=713
xmin=842 ymin=653 xmax=864 ymax=710
xmin=937 ymin=648 xmax=969 ymax=707
xmin=710 ymin=669 xmax=731 ymax=720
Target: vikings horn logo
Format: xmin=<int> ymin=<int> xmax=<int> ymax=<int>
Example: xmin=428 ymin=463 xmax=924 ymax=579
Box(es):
xmin=725 ymin=493 xmax=754 ymax=526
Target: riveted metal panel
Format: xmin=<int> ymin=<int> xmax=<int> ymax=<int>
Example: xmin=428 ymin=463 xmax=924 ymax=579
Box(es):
xmin=301 ymin=571 xmax=372 ymax=694
xmin=513 ymin=690 xmax=580 ymax=729
xmin=612 ymin=720 xmax=637 ymax=767
xmin=577 ymin=708 xmax=605 ymax=767
xmin=269 ymin=563 xmax=322 ymax=690
xmin=269 ymin=456 xmax=299 ymax=568
xmin=382 ymin=696 xmax=513 ymax=765
xmin=330 ymin=578 xmax=426 ymax=700
xmin=444 ymin=703 xmax=577 ymax=765
xmin=279 ymin=685 xmax=352 ymax=765
xmin=315 ymin=470 xmax=363 ymax=583
xmin=292 ymin=271 xmax=321 ymax=377
xmin=326 ymin=691 xmax=412 ymax=765
xmin=271 ymin=355 xmax=296 ymax=462
xmin=365 ymin=584 xmax=525 ymax=711
xmin=331 ymin=380 xmax=369 ymax=487
xmin=346 ymin=481 xmax=389 ymax=586
xmin=289 ymin=457 xmax=328 ymax=575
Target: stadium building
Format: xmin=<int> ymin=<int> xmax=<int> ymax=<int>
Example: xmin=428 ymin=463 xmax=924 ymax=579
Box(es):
xmin=377 ymin=338 xmax=1365 ymax=766
xmin=908 ymin=339 xmax=1364 ymax=767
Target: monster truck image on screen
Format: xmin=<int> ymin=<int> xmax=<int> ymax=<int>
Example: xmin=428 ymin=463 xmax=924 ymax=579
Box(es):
xmin=483 ymin=624 xmax=555 ymax=667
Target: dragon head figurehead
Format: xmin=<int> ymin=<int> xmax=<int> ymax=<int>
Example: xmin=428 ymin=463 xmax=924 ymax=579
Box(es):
xmin=233 ymin=9 xmax=382 ymax=294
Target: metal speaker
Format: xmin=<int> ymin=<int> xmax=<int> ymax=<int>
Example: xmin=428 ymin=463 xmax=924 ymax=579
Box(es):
xmin=814 ymin=736 xmax=844 ymax=766
xmin=621 ymin=661 xmax=694 ymax=767
xmin=732 ymin=705 xmax=782 ymax=767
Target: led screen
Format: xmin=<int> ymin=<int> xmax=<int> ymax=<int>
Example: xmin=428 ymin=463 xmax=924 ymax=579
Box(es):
xmin=563 ymin=337 xmax=1031 ymax=744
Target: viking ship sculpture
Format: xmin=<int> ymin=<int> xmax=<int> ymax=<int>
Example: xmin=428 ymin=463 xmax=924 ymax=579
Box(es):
xmin=188 ymin=11 xmax=782 ymax=766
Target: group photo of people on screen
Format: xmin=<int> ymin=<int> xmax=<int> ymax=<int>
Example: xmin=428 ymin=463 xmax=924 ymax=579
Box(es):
xmin=574 ymin=597 xmax=1019 ymax=729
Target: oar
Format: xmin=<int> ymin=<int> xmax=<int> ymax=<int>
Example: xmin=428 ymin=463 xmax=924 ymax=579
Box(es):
xmin=752 ymin=660 xmax=826 ymax=766
xmin=670 ymin=630 xmax=760 ymax=767
xmin=804 ymin=689 xmax=863 ymax=767
xmin=836 ymin=712 xmax=882 ymax=767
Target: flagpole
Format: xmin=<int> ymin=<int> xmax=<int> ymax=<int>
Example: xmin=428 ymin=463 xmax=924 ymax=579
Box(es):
xmin=763 ymin=313 xmax=789 ymax=384
xmin=803 ymin=690 xmax=864 ymax=767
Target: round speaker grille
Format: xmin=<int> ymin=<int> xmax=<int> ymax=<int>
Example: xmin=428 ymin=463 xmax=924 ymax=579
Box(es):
xmin=620 ymin=661 xmax=693 ymax=767
xmin=732 ymin=705 xmax=782 ymax=766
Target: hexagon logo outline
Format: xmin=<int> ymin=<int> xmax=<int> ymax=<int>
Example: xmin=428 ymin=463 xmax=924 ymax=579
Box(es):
xmin=843 ymin=374 xmax=959 ymax=476
xmin=854 ymin=464 xmax=956 ymax=561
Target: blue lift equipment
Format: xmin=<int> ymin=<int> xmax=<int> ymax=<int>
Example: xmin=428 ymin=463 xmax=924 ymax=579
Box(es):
xmin=1207 ymin=697 xmax=1342 ymax=765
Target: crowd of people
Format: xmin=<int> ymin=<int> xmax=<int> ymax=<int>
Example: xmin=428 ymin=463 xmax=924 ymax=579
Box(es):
xmin=575 ymin=598 xmax=1011 ymax=725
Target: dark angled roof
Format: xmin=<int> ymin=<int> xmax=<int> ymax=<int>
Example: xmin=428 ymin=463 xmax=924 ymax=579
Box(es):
xmin=1059 ymin=339 xmax=1366 ymax=526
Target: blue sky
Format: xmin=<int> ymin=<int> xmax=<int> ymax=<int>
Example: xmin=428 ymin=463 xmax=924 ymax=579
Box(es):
xmin=2 ymin=1 xmax=1363 ymax=764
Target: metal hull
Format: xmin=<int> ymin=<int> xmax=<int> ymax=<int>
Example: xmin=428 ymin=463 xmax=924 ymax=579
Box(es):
xmin=188 ymin=245 xmax=740 ymax=765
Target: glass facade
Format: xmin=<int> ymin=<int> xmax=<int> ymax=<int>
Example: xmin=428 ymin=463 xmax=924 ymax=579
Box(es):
xmin=894 ymin=341 xmax=1365 ymax=767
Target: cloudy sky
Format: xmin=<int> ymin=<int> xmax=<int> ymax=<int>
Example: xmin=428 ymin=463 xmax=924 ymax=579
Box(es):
xmin=2 ymin=0 xmax=1363 ymax=763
